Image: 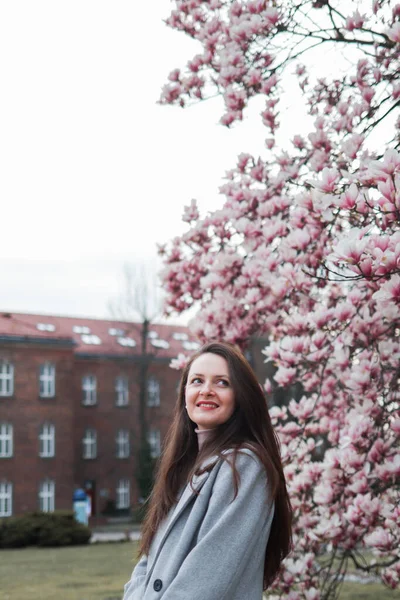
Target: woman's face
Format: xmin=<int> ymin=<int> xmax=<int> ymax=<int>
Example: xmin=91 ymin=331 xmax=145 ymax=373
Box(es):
xmin=185 ymin=353 xmax=235 ymax=431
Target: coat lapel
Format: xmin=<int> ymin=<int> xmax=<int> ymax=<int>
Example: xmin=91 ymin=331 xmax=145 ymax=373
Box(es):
xmin=146 ymin=457 xmax=218 ymax=580
xmin=166 ymin=466 xmax=212 ymax=531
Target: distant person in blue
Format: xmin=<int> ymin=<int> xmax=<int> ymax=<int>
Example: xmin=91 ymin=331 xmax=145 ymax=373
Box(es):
xmin=73 ymin=488 xmax=89 ymax=526
xmin=123 ymin=341 xmax=292 ymax=600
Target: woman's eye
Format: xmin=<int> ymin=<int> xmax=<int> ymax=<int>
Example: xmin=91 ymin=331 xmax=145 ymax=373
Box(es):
xmin=217 ymin=379 xmax=229 ymax=386
xmin=191 ymin=377 xmax=202 ymax=384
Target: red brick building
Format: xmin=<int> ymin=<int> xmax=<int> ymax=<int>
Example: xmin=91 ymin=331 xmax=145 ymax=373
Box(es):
xmin=0 ymin=311 xmax=271 ymax=520
xmin=0 ymin=312 xmax=201 ymax=519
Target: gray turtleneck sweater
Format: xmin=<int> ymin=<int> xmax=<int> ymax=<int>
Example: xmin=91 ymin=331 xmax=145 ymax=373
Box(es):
xmin=194 ymin=428 xmax=214 ymax=450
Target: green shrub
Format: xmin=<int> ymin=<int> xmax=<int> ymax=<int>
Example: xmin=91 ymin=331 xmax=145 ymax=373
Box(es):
xmin=69 ymin=522 xmax=92 ymax=545
xmin=0 ymin=511 xmax=91 ymax=549
xmin=18 ymin=511 xmax=53 ymax=544
xmin=37 ymin=516 xmax=90 ymax=547
xmin=0 ymin=517 xmax=33 ymax=548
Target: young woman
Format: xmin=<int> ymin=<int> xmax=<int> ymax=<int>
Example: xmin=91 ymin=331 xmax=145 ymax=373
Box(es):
xmin=123 ymin=341 xmax=292 ymax=600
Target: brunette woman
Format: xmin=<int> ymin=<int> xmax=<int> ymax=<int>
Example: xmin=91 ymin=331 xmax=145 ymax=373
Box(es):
xmin=123 ymin=341 xmax=292 ymax=600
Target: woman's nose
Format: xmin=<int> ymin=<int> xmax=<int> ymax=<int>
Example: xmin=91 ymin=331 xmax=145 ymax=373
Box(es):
xmin=200 ymin=381 xmax=214 ymax=395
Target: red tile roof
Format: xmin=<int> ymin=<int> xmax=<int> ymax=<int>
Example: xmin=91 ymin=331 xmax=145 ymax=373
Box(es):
xmin=0 ymin=311 xmax=199 ymax=358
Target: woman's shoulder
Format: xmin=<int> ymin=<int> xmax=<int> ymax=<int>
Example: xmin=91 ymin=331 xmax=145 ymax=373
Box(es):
xmin=221 ymin=444 xmax=263 ymax=462
xmin=208 ymin=445 xmax=269 ymax=501
xmin=219 ymin=445 xmax=265 ymax=474
xmin=196 ymin=445 xmax=265 ymax=482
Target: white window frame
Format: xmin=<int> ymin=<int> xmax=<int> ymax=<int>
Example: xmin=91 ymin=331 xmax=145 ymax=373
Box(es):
xmin=116 ymin=430 xmax=130 ymax=458
xmin=0 ymin=423 xmax=13 ymax=458
xmin=39 ymin=362 xmax=55 ymax=398
xmin=109 ymin=327 xmax=125 ymax=336
xmin=39 ymin=423 xmax=55 ymax=458
xmin=38 ymin=479 xmax=55 ymax=512
xmin=82 ymin=375 xmax=97 ymax=406
xmin=82 ymin=428 xmax=97 ymax=459
xmin=147 ymin=429 xmax=161 ymax=459
xmin=116 ymin=479 xmax=130 ymax=509
xmin=115 ymin=376 xmax=129 ymax=406
xmin=0 ymin=361 xmax=14 ymax=397
xmin=0 ymin=481 xmax=12 ymax=517
xmin=37 ymin=323 xmax=55 ymax=332
xmin=81 ymin=334 xmax=101 ymax=345
xmin=73 ymin=325 xmax=90 ymax=334
xmin=147 ymin=377 xmax=160 ymax=407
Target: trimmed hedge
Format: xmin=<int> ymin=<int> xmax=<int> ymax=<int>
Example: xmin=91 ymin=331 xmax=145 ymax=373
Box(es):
xmin=0 ymin=511 xmax=91 ymax=549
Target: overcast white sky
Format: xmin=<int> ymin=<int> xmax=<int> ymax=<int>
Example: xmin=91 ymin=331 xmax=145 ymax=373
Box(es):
xmin=1 ymin=1 xmax=364 ymax=323
xmin=0 ymin=1 xmax=269 ymax=320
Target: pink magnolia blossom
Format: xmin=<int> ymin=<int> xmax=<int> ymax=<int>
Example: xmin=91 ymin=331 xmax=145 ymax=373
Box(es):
xmin=269 ymin=404 xmax=287 ymax=422
xmin=182 ymin=198 xmax=200 ymax=223
xmin=274 ymin=366 xmax=297 ymax=387
xmin=391 ymin=418 xmax=400 ymax=435
xmin=373 ymin=274 xmax=400 ymax=306
xmin=329 ymin=228 xmax=369 ymax=265
xmin=346 ymin=11 xmax=366 ymax=31
xmin=364 ymin=528 xmax=393 ymax=550
xmin=387 ymin=22 xmax=400 ymax=43
xmin=161 ymin=2 xmax=400 ymax=597
xmin=264 ymin=378 xmax=273 ymax=394
xmin=169 ymin=353 xmax=190 ymax=370
xmin=341 ymin=134 xmax=364 ymax=159
xmin=376 ymin=454 xmax=400 ymax=481
xmin=369 ymin=149 xmax=400 ymax=178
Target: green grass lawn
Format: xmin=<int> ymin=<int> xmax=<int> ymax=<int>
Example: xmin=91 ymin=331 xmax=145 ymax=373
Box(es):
xmin=0 ymin=542 xmax=137 ymax=600
xmin=1 ymin=542 xmax=399 ymax=600
xmin=337 ymin=582 xmax=400 ymax=600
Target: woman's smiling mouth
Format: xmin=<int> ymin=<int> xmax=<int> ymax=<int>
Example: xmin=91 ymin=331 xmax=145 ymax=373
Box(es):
xmin=197 ymin=401 xmax=219 ymax=409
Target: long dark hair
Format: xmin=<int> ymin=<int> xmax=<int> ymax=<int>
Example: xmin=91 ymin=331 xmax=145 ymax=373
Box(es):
xmin=139 ymin=341 xmax=292 ymax=589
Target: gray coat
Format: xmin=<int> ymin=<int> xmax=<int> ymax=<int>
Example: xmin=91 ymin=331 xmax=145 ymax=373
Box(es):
xmin=123 ymin=449 xmax=274 ymax=600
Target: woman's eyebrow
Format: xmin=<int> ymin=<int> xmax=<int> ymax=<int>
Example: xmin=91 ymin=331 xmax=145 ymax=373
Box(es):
xmin=191 ymin=372 xmax=229 ymax=378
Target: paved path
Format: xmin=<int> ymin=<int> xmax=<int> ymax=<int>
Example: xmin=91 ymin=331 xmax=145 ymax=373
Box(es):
xmin=90 ymin=530 xmax=141 ymax=543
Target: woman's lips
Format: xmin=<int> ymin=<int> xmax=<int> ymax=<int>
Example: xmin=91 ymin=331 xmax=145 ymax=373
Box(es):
xmin=197 ymin=402 xmax=218 ymax=410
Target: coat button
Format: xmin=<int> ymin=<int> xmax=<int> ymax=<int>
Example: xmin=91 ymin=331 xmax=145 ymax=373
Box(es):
xmin=153 ymin=579 xmax=163 ymax=592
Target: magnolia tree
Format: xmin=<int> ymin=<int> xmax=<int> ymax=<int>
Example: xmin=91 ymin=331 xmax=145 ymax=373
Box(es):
xmin=159 ymin=1 xmax=400 ymax=598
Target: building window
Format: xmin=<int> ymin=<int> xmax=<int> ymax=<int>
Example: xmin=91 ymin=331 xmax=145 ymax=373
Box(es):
xmin=39 ymin=363 xmax=55 ymax=398
xmin=116 ymin=479 xmax=130 ymax=509
xmin=116 ymin=430 xmax=130 ymax=458
xmin=39 ymin=479 xmax=55 ymax=512
xmin=0 ymin=361 xmax=14 ymax=397
xmin=73 ymin=325 xmax=90 ymax=334
xmin=109 ymin=327 xmax=125 ymax=336
xmin=81 ymin=334 xmax=101 ymax=345
xmin=37 ymin=323 xmax=56 ymax=332
xmin=147 ymin=377 xmax=160 ymax=407
xmin=82 ymin=375 xmax=97 ymax=406
xmin=39 ymin=424 xmax=55 ymax=458
xmin=115 ymin=376 xmax=129 ymax=406
xmin=0 ymin=482 xmax=12 ymax=517
xmin=0 ymin=423 xmax=13 ymax=458
xmin=82 ymin=428 xmax=97 ymax=459
xmin=147 ymin=429 xmax=161 ymax=459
